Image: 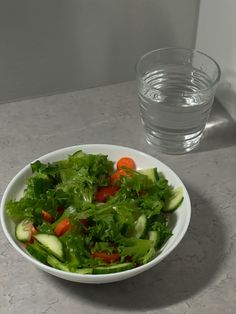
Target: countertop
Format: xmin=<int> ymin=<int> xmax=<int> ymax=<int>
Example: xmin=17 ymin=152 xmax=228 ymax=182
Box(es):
xmin=0 ymin=81 xmax=236 ymax=314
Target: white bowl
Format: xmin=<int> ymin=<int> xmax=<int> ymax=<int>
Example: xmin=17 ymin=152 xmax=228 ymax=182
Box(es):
xmin=1 ymin=144 xmax=191 ymax=284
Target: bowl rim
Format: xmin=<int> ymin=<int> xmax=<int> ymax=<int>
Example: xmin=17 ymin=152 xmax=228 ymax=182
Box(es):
xmin=0 ymin=144 xmax=191 ymax=281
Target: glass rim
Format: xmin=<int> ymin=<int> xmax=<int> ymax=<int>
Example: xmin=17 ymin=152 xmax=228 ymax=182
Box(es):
xmin=135 ymin=47 xmax=221 ymax=94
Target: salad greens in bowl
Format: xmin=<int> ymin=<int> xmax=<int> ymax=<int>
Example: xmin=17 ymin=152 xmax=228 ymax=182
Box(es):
xmin=1 ymin=144 xmax=191 ymax=283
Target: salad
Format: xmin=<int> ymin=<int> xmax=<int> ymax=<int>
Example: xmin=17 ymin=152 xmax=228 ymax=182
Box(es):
xmin=6 ymin=151 xmax=183 ymax=274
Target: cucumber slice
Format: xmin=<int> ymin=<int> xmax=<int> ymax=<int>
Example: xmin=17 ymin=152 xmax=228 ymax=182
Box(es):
xmin=15 ymin=219 xmax=33 ymax=242
xmin=26 ymin=243 xmax=48 ymax=264
xmin=93 ymin=262 xmax=134 ymax=274
xmin=76 ymin=268 xmax=93 ymax=275
xmin=164 ymin=187 xmax=184 ymax=212
xmin=134 ymin=214 xmax=146 ymax=238
xmin=148 ymin=231 xmax=160 ymax=248
xmin=47 ymin=255 xmax=69 ymax=272
xmin=138 ymin=168 xmax=157 ymax=183
xmin=34 ymin=234 xmax=64 ymax=261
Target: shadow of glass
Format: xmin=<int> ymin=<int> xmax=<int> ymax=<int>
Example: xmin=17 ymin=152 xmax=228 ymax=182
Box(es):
xmin=195 ymin=98 xmax=236 ymax=153
xmin=44 ymin=184 xmax=227 ymax=311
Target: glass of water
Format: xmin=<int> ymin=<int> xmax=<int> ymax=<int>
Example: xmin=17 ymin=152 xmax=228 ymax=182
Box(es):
xmin=136 ymin=47 xmax=221 ymax=154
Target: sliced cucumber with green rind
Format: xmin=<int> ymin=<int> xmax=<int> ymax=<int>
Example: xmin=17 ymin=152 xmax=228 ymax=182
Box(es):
xmin=148 ymin=231 xmax=160 ymax=248
xmin=27 ymin=243 xmax=48 ymax=264
xmin=93 ymin=262 xmax=134 ymax=274
xmin=15 ymin=219 xmax=33 ymax=242
xmin=138 ymin=168 xmax=157 ymax=183
xmin=47 ymin=255 xmax=69 ymax=271
xmin=134 ymin=214 xmax=146 ymax=238
xmin=34 ymin=234 xmax=64 ymax=261
xmin=76 ymin=268 xmax=93 ymax=274
xmin=164 ymin=186 xmax=184 ymax=212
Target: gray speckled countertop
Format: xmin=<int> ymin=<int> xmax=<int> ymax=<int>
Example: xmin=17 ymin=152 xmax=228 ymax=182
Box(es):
xmin=0 ymin=81 xmax=236 ymax=314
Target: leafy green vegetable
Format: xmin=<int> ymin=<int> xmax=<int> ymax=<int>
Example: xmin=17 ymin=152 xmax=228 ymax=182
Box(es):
xmin=92 ymin=242 xmax=114 ymax=254
xmin=36 ymin=221 xmax=54 ymax=234
xmin=118 ymin=237 xmax=154 ymax=263
xmin=6 ymin=150 xmax=180 ymax=274
xmin=6 ymin=198 xmax=35 ymax=223
xmin=60 ymin=233 xmax=91 ymax=270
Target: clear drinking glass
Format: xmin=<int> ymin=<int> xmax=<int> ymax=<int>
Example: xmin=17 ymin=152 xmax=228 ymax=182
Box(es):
xmin=136 ymin=47 xmax=221 ymax=154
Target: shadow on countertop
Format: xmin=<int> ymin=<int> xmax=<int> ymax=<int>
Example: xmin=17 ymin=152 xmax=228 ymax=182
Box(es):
xmin=44 ymin=184 xmax=227 ymax=311
xmin=195 ymin=99 xmax=236 ymax=153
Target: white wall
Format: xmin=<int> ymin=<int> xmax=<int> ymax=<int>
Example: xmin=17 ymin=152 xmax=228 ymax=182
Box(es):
xmin=196 ymin=0 xmax=236 ymax=120
xmin=0 ymin=0 xmax=199 ymax=102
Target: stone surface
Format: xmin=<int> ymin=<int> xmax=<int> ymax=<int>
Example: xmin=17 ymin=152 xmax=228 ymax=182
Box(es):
xmin=0 ymin=81 xmax=236 ymax=314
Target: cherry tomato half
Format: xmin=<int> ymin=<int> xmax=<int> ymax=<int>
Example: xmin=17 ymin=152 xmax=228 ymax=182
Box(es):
xmin=117 ymin=157 xmax=136 ymax=170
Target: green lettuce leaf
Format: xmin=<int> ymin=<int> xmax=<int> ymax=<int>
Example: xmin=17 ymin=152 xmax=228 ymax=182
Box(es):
xmin=118 ymin=237 xmax=154 ymax=263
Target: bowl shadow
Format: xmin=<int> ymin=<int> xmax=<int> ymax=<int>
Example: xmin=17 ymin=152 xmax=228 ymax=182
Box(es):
xmin=44 ymin=184 xmax=227 ymax=311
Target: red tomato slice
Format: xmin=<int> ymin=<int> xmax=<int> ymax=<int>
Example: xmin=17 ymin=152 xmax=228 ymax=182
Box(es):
xmin=117 ymin=157 xmax=136 ymax=170
xmin=110 ymin=169 xmax=127 ymax=184
xmin=91 ymin=252 xmax=120 ymax=263
xmin=31 ymin=225 xmax=37 ymax=235
xmin=54 ymin=218 xmax=71 ymax=237
xmin=42 ymin=210 xmax=54 ymax=223
xmin=95 ymin=186 xmax=119 ymax=202
xmin=125 ymin=255 xmax=132 ymax=262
